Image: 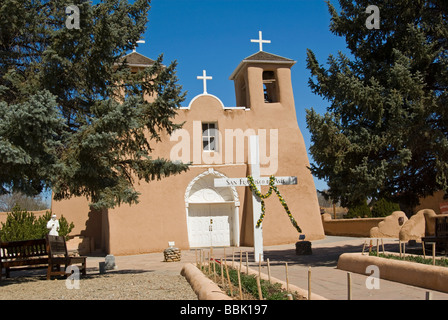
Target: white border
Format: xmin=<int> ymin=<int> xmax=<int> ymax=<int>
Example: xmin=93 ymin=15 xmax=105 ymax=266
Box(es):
xmin=181 ymin=93 xmax=249 ymax=111
xmin=184 ymin=168 xmax=240 ymax=248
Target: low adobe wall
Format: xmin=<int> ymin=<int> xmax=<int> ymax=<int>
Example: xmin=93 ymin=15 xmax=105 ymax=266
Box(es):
xmin=399 ymin=209 xmax=448 ymax=242
xmin=322 ymin=209 xmax=447 ymax=242
xmin=181 ymin=263 xmax=232 ymax=300
xmin=0 ymin=210 xmax=49 ymax=225
xmin=181 ymin=262 xmax=328 ymax=300
xmin=337 ymin=252 xmax=448 ymax=293
xmin=321 ymin=214 xmax=384 ymax=237
xmin=223 ymin=261 xmax=328 ymax=300
xmin=370 ymin=211 xmax=408 ymax=238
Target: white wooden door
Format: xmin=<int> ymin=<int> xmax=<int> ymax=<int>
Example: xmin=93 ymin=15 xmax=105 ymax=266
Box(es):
xmin=188 ymin=203 xmax=233 ymax=247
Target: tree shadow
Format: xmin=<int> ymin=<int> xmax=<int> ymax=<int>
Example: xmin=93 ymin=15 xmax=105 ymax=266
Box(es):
xmin=263 ymin=244 xmax=363 ymax=268
xmin=242 ymin=242 xmax=400 ymax=268
xmin=0 ymin=267 xmax=154 ymax=287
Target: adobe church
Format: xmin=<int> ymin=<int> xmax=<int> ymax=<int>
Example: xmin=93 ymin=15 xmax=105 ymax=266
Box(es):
xmin=51 ymin=33 xmax=325 ymax=255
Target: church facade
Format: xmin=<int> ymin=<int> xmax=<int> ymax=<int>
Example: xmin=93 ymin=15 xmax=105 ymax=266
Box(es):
xmin=52 ymin=40 xmax=325 ymax=255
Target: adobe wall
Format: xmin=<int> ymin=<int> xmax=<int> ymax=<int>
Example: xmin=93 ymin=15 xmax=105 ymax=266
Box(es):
xmin=105 ymin=165 xmax=248 ymax=255
xmin=338 ymin=252 xmax=448 ymax=293
xmin=415 ymin=190 xmax=446 ymax=214
xmin=322 ymin=209 xmax=446 ymax=243
xmin=0 ymin=209 xmax=48 ymax=225
xmin=370 ymin=211 xmax=408 ymax=238
xmin=321 ymin=213 xmax=385 ymax=237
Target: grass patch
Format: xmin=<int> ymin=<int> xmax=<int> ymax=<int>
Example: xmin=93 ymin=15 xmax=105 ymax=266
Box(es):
xmin=200 ymin=261 xmax=304 ymax=300
xmin=369 ymin=251 xmax=448 ymax=267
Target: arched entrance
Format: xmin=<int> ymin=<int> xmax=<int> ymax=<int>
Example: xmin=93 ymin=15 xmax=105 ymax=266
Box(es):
xmin=185 ymin=168 xmax=240 ymax=248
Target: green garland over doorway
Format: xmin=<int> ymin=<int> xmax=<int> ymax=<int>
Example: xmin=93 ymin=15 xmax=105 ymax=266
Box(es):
xmin=247 ymin=175 xmax=302 ymax=233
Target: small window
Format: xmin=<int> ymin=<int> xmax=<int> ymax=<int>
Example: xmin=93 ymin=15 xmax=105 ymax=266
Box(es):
xmin=263 ymin=71 xmax=278 ymax=103
xmin=202 ymin=122 xmax=218 ymax=151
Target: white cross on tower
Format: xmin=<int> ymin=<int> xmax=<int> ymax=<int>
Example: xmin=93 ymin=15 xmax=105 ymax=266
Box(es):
xmin=251 ymin=31 xmax=271 ymax=52
xmin=197 ymin=70 xmax=213 ymax=94
xmin=133 ymin=40 xmax=145 ymax=53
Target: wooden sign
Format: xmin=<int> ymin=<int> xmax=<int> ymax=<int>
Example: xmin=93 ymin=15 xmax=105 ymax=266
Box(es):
xmin=214 ymin=176 xmax=297 ymax=188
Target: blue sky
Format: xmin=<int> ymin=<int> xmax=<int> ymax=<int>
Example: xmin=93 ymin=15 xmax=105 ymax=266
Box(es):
xmin=133 ymin=0 xmax=350 ymax=191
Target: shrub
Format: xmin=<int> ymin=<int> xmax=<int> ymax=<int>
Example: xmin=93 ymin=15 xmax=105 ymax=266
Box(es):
xmin=0 ymin=206 xmax=41 ymax=241
xmin=345 ymin=200 xmax=371 ymax=218
xmin=210 ymin=262 xmax=299 ymax=300
xmin=0 ymin=206 xmax=74 ymax=242
xmin=36 ymin=211 xmax=75 ymax=240
xmin=371 ymin=198 xmax=400 ymax=217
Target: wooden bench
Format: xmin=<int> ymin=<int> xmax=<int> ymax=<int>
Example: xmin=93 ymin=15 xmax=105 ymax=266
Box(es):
xmin=0 ymin=238 xmax=49 ymax=280
xmin=422 ymin=215 xmax=448 ymax=254
xmin=1 ymin=236 xmax=88 ymax=280
xmin=46 ymin=235 xmax=87 ymax=280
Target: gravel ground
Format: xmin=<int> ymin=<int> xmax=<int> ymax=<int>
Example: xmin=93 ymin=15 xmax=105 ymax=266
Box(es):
xmin=0 ymin=270 xmax=198 ymax=300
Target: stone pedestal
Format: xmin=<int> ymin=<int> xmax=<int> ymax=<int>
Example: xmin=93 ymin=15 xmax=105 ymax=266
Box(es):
xmin=295 ymin=241 xmax=312 ymax=255
xmin=164 ymin=247 xmax=181 ymax=262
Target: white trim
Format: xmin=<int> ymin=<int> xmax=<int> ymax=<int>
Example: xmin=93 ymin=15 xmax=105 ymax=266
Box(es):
xmin=188 ymin=163 xmax=246 ymax=169
xmin=113 ymin=62 xmax=154 ymax=68
xmin=243 ymin=59 xmax=296 ymax=64
xmin=183 ymin=93 xmax=226 ymax=110
xmin=184 ymin=168 xmax=240 ymax=248
xmin=234 ymin=205 xmax=240 ymax=246
xmin=224 ymin=106 xmax=249 ymax=110
xmin=125 ymin=63 xmax=154 ymax=68
xmin=229 ymin=54 xmax=296 ymax=81
xmin=188 ymin=201 xmax=235 ymax=205
xmin=184 ymin=168 xmax=240 ymax=205
xmin=180 ymin=93 xmax=250 ymax=110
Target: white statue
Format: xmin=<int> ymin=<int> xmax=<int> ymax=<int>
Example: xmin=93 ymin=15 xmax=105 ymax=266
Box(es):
xmin=47 ymin=214 xmax=60 ymax=236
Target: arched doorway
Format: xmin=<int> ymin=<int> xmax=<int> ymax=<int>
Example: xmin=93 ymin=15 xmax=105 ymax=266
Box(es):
xmin=185 ymin=168 xmax=240 ymax=248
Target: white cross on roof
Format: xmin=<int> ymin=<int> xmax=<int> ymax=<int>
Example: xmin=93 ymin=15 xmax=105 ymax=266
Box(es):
xmin=197 ymin=70 xmax=212 ymax=94
xmin=133 ymin=40 xmax=145 ymax=53
xmin=251 ymin=31 xmax=271 ymax=52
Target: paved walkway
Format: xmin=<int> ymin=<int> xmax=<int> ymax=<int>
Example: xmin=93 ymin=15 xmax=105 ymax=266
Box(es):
xmin=88 ymin=236 xmax=448 ymax=300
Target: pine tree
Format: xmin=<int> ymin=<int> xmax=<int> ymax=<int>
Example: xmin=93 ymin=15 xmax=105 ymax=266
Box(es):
xmin=371 ymin=198 xmax=400 ymax=217
xmin=306 ymin=0 xmax=448 ymax=210
xmin=0 ymin=207 xmax=74 ymax=241
xmin=0 ymin=0 xmax=189 ymax=208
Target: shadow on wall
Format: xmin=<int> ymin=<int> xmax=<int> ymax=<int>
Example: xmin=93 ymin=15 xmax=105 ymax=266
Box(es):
xmin=67 ymin=207 xmax=106 ymax=256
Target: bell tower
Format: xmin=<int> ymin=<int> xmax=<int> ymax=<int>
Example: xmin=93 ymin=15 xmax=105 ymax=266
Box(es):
xmin=229 ymin=52 xmax=296 ymax=109
xmin=229 ymin=31 xmax=296 ymax=113
xmin=227 ymin=32 xmax=325 ymax=243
